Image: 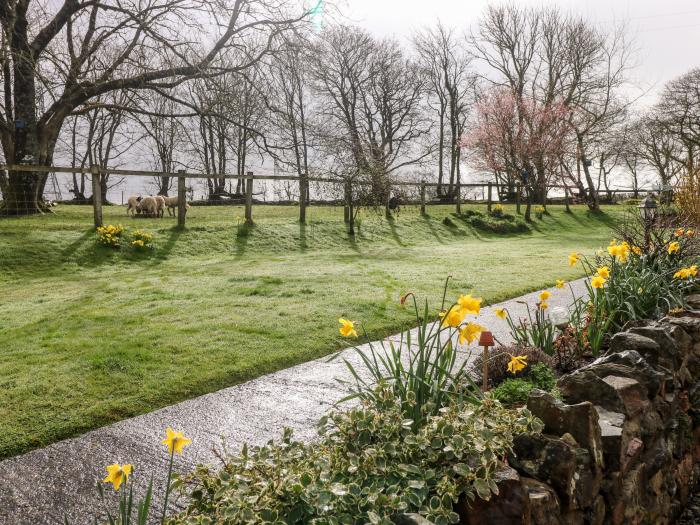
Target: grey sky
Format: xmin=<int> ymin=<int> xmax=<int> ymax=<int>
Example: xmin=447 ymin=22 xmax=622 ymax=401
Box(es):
xmin=342 ymin=0 xmax=700 ymax=101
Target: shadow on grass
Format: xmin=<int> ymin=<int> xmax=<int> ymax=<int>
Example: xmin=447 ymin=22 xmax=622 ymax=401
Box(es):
xmin=387 ymin=216 xmax=405 ymax=246
xmin=299 ymin=222 xmax=308 ymax=252
xmin=235 ymin=223 xmax=252 ymax=258
xmin=420 ymin=214 xmax=446 ymax=244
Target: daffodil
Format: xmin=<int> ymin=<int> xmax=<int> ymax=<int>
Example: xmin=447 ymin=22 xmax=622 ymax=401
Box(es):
xmin=458 ymin=322 xmax=485 ymax=345
xmin=568 ymin=252 xmax=579 ymax=267
xmin=675 ymin=228 xmax=685 ymax=237
xmin=507 ymin=355 xmax=527 ymax=374
xmin=103 ymin=463 xmax=133 ymax=491
xmin=687 ymin=229 xmax=695 ymax=237
xmin=440 ymin=307 xmax=465 ymax=328
xmin=338 ymin=318 xmax=358 ymax=338
xmin=591 ymin=275 xmax=606 ymax=289
xmin=457 ymin=294 xmax=482 ymax=315
xmin=556 ymin=279 xmax=565 ymax=289
xmin=596 ymin=266 xmax=610 ymax=279
xmin=495 ymin=308 xmax=507 ymax=319
xmin=539 ymin=301 xmax=549 ymax=310
xmin=668 ymin=242 xmax=680 ymax=255
xmin=690 ymin=265 xmax=698 ymax=277
xmin=539 ymin=290 xmax=551 ymax=301
xmin=631 ymin=245 xmax=643 ymax=256
xmin=162 ymin=427 xmax=192 ymax=455
xmin=674 ymin=268 xmax=691 ymax=279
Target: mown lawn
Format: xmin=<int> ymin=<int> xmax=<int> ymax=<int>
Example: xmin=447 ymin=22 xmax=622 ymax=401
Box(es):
xmin=0 ymin=203 xmax=625 ymax=459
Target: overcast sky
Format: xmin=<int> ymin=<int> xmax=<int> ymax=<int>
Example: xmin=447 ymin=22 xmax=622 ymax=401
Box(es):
xmin=340 ymin=0 xmax=700 ymax=102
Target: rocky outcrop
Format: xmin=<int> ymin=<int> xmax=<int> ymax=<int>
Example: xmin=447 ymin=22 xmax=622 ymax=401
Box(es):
xmin=452 ymin=309 xmax=700 ymax=525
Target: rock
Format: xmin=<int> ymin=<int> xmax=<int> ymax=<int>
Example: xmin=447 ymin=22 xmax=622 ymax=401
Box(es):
xmin=662 ymin=316 xmax=700 ymax=343
xmin=595 ymin=406 xmax=624 ymax=471
xmin=621 ymin=437 xmax=643 ymax=475
xmin=602 ymin=376 xmax=649 ymax=417
xmin=586 ymin=495 xmax=606 ymax=525
xmin=628 ymin=326 xmax=680 ymax=370
xmin=558 ymin=371 xmax=649 ymax=417
xmin=642 ymin=437 xmax=672 ymax=480
xmin=509 ymin=433 xmax=595 ymax=509
xmin=607 ymin=332 xmax=660 ymax=358
xmin=459 ymin=465 xmax=529 ymax=525
xmin=523 ymin=477 xmax=562 ymax=525
xmin=686 ymin=294 xmax=700 ymax=310
xmin=526 ymin=390 xmax=604 ymax=470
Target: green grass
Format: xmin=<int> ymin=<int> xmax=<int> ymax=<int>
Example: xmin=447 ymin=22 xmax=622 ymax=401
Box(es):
xmin=0 ymin=203 xmax=622 ymax=459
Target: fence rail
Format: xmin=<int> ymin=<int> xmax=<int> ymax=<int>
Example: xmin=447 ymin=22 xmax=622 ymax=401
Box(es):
xmin=0 ymin=164 xmax=654 ymax=228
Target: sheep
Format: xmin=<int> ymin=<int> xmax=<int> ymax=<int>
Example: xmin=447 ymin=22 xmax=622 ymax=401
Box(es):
xmin=163 ymin=195 xmax=190 ymax=217
xmin=154 ymin=195 xmax=166 ymax=218
xmin=126 ymin=195 xmax=142 ymax=216
xmin=136 ymin=195 xmax=158 ymax=218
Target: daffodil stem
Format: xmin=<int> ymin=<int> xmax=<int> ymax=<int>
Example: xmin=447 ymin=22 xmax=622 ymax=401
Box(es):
xmin=161 ymin=450 xmax=175 ymax=525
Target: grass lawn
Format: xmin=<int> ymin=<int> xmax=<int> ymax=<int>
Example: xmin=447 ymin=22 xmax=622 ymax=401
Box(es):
xmin=0 ymin=202 xmax=625 ymax=459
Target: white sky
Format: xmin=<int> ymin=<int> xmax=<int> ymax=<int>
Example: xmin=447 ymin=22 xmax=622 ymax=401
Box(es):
xmin=340 ymin=0 xmax=700 ymax=102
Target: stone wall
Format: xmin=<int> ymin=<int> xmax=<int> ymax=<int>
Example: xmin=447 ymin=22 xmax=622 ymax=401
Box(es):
xmin=459 ymin=306 xmax=700 ymax=525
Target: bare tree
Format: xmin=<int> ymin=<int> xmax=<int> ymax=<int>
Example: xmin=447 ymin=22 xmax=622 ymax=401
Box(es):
xmin=0 ymin=0 xmax=308 ymax=214
xmin=413 ymin=23 xmax=473 ymax=199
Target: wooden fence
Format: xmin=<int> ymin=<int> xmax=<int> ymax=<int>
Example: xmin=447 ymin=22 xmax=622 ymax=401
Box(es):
xmin=1 ymin=164 xmax=651 ymax=228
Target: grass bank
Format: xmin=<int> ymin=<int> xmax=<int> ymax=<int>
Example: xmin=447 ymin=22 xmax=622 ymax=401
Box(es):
xmin=0 ymin=203 xmax=623 ymax=459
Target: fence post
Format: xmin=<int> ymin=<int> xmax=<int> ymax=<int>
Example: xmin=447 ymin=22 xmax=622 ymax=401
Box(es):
xmin=91 ymin=165 xmax=102 ymax=228
xmin=245 ymin=171 xmax=254 ymax=225
xmin=487 ymin=182 xmax=493 ymax=213
xmin=385 ymin=189 xmax=391 ymax=219
xmin=299 ymin=173 xmax=307 ymax=224
xmin=516 ymin=183 xmax=521 ymax=214
xmin=455 ymin=182 xmax=461 ymax=215
xmin=177 ymin=170 xmax=186 ymax=228
xmin=420 ymin=180 xmax=426 ymax=216
xmin=564 ymin=185 xmax=571 ymax=213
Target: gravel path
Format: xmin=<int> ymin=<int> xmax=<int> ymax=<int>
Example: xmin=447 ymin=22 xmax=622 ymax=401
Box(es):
xmin=0 ymin=279 xmax=587 ymax=525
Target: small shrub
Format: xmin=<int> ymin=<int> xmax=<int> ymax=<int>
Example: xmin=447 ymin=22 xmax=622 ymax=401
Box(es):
xmin=96 ymin=224 xmax=125 ymax=248
xmin=526 ymin=363 xmax=557 ymax=391
xmin=490 ymin=364 xmax=557 ymax=406
xmin=534 ymin=205 xmax=546 ymax=219
xmin=490 ymin=203 xmax=505 ymax=218
xmin=466 ymin=214 xmax=529 ymax=234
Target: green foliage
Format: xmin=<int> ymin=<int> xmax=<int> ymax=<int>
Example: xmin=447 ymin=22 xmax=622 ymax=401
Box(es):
xmin=489 ymin=204 xmax=505 ymax=218
xmin=168 ymin=390 xmax=542 ymax=525
xmin=491 ymin=364 xmax=557 ymax=406
xmin=337 ymin=282 xmax=480 ymax=430
xmin=463 ymin=212 xmax=529 ymax=234
xmin=65 ymin=477 xmax=154 ymax=525
xmin=502 ymin=302 xmax=556 ymax=355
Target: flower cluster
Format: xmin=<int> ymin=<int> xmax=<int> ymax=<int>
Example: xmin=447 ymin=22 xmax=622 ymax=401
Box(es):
xmin=440 ymin=293 xmax=486 ymax=345
xmin=131 ymin=229 xmax=154 ymax=250
xmin=674 ymin=265 xmax=699 ymax=280
xmin=96 ymin=224 xmax=124 ymax=248
xmin=607 ymin=240 xmax=630 ymax=263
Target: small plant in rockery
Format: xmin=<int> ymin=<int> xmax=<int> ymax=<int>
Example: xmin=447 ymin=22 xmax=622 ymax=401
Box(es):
xmin=534 ymin=205 xmax=546 ymax=219
xmin=333 ymin=279 xmax=485 ymax=430
xmin=490 ymin=203 xmax=505 ymax=218
xmin=130 ymin=229 xmax=154 ymax=251
xmin=490 ymin=362 xmax=558 ymax=406
xmin=469 ymin=343 xmax=554 ymax=389
xmin=96 ymin=224 xmax=125 ymax=248
xmin=498 ymin=291 xmax=556 ymax=355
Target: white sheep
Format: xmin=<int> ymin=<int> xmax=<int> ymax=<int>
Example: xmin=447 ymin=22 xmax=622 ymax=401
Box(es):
xmin=126 ymin=195 xmax=142 ymax=217
xmin=164 ymin=196 xmax=190 ymax=217
xmin=154 ymin=195 xmax=166 ymax=218
xmin=136 ymin=196 xmax=158 ymax=218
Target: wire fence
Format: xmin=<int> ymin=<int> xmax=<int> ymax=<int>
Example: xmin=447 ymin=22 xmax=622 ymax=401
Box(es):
xmin=0 ymin=164 xmax=654 ymax=228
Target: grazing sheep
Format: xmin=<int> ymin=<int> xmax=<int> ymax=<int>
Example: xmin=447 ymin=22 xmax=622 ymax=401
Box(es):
xmin=164 ymin=195 xmax=190 ymax=217
xmin=136 ymin=196 xmax=158 ymax=218
xmin=155 ymin=195 xmax=166 ymax=218
xmin=126 ymin=195 xmax=142 ymax=216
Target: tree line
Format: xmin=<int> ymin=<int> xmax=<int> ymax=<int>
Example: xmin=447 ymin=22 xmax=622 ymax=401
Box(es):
xmin=0 ymin=2 xmax=697 ymax=218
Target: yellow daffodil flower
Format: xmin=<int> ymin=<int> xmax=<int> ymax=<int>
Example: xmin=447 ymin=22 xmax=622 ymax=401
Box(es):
xmin=631 ymin=245 xmax=643 ymax=256
xmin=675 ymin=228 xmax=685 ymax=237
xmin=674 ymin=268 xmax=691 ymax=279
xmin=457 ymin=294 xmax=482 ymax=315
xmin=690 ymin=265 xmax=698 ymax=277
xmin=568 ymin=252 xmax=579 ymax=267
xmin=687 ymin=229 xmax=695 ymax=237
xmin=539 ymin=301 xmax=549 ymax=310
xmin=591 ymin=276 xmax=606 ymax=289
xmin=596 ymin=266 xmax=610 ymax=279
xmin=507 ymin=355 xmax=527 ymax=374
xmin=440 ymin=307 xmax=465 ymax=328
xmin=162 ymin=427 xmax=192 ymax=455
xmin=338 ymin=318 xmax=358 ymax=338
xmin=539 ymin=290 xmax=551 ymax=301
xmin=458 ymin=322 xmax=485 ymax=345
xmin=495 ymin=308 xmax=507 ymax=319
xmin=103 ymin=464 xmax=133 ymax=491
xmin=668 ymin=242 xmax=680 ymax=255
xmin=556 ymin=280 xmax=565 ymax=289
